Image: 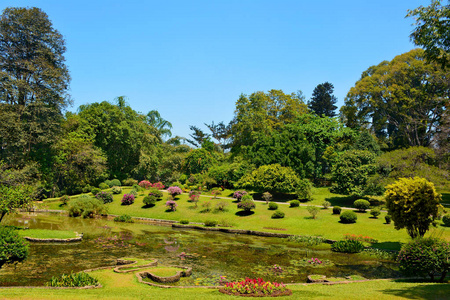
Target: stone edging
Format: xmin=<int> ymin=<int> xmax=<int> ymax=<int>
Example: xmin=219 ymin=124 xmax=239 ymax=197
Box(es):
xmin=24 ymin=233 xmax=83 ymax=243
xmin=138 ymin=266 xmax=192 ymax=283
xmin=172 ymin=224 xmax=337 ymax=244
xmin=113 ymin=258 xmax=158 ymax=273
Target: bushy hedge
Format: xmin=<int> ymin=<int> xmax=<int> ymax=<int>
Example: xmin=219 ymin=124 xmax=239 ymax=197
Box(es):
xmin=0 ymin=227 xmax=29 ymax=269
xmin=48 ymin=271 xmax=99 ymax=287
xmin=143 ymin=195 xmax=157 ymax=207
xmin=443 ymin=214 xmax=450 ymax=227
xmin=331 ymin=240 xmax=365 ymax=253
xmin=268 ymin=202 xmax=278 ymax=210
xmin=340 ymin=210 xmax=357 ymax=223
xmin=113 ymin=214 xmax=134 ymax=223
xmin=332 ymin=206 xmax=342 ymax=215
xmin=289 ymin=200 xmax=300 ymax=207
xmin=397 ymin=237 xmax=450 ymax=282
xmin=354 ymin=199 xmax=370 ymax=212
xmin=98 ymin=182 xmax=109 ymax=190
xmin=68 ymin=195 xmax=107 ymax=218
xmin=271 ymin=210 xmax=285 ymax=219
xmin=204 ymin=220 xmax=218 ymax=227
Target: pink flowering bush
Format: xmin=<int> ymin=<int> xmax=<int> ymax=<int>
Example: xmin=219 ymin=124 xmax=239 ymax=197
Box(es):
xmin=167 ymin=186 xmax=183 ymax=199
xmin=232 ymin=190 xmax=248 ymax=202
xmin=121 ymin=194 xmax=135 ymax=205
xmin=151 ymin=182 xmax=165 ymax=190
xmin=165 ymin=200 xmax=178 ymax=211
xmin=138 ymin=180 xmax=152 ymax=189
xmin=219 ymin=278 xmax=291 ymax=297
xmin=308 ymin=258 xmax=322 ymax=265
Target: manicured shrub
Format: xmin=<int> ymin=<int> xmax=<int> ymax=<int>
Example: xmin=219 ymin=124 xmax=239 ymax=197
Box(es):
xmin=370 ymin=208 xmax=381 ymax=218
xmin=111 ymin=186 xmax=122 ymax=194
xmin=143 ymin=195 xmax=157 ymax=207
xmin=99 ymin=182 xmax=109 ymax=190
xmin=306 ymin=206 xmax=319 ymax=219
xmin=340 ymin=210 xmax=357 ymax=223
xmin=289 ymin=200 xmax=300 ymax=207
xmin=167 ymin=186 xmax=183 ymax=199
xmin=271 ymin=210 xmax=285 ymax=219
xmin=60 ymin=195 xmax=70 ymax=205
xmin=91 ymin=188 xmax=101 ymax=195
xmin=296 ymin=179 xmax=313 ymax=202
xmin=113 ymin=214 xmax=134 ymax=223
xmin=332 ymin=206 xmax=342 ymax=215
xmin=148 ymin=188 xmax=163 ymax=200
xmin=241 ymin=194 xmax=253 ymax=202
xmin=179 ymin=219 xmax=189 ymax=224
xmin=331 ymin=240 xmax=365 ymax=253
xmin=442 ymin=214 xmax=450 ymax=227
xmin=110 ymin=179 xmax=121 ymax=187
xmin=0 ymin=227 xmax=29 ymax=270
xmin=262 ymin=192 xmax=273 ymax=204
xmin=354 ymin=199 xmax=370 ymax=212
xmin=322 ymin=201 xmax=331 ymax=209
xmin=215 ymin=201 xmax=228 ymax=211
xmin=385 ymin=177 xmax=442 ymax=238
xmin=138 ymin=180 xmax=152 ymax=189
xmin=385 ymin=214 xmax=392 ymax=224
xmin=165 ymin=200 xmax=177 ymax=211
xmin=204 ymin=220 xmax=218 ymax=227
xmin=232 ymin=190 xmax=248 ymax=202
xmin=397 ymin=237 xmax=450 ymax=282
xmin=68 ymin=195 xmax=107 ymax=218
xmin=104 ymin=180 xmax=112 ymax=187
xmin=268 ymin=202 xmax=278 ymax=210
xmin=211 ymin=188 xmax=222 ymax=199
xmin=121 ymin=194 xmax=135 ymax=205
xmin=129 ymin=188 xmax=138 ymax=197
xmin=237 ymin=199 xmax=256 ymax=212
xmin=122 ymin=178 xmax=138 ymax=186
xmin=151 ymin=182 xmax=165 ymax=190
xmin=48 ymin=271 xmax=99 ymax=287
xmin=132 ymin=184 xmax=144 ymax=192
xmin=95 ymin=191 xmax=113 ymax=204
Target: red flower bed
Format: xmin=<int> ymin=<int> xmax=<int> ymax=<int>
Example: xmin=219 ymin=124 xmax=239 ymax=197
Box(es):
xmin=219 ymin=278 xmax=292 ymax=297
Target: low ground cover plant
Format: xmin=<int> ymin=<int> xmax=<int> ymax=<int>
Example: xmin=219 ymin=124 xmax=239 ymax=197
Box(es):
xmin=219 ymin=278 xmax=292 ymax=297
xmin=113 ymin=214 xmax=134 ymax=223
xmin=48 ymin=271 xmax=99 ymax=287
xmin=331 ymin=240 xmax=365 ymax=253
xmin=287 ymin=235 xmax=324 ymax=246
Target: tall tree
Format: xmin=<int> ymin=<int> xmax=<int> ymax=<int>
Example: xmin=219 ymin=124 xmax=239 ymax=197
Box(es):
xmin=185 ymin=125 xmax=210 ymax=148
xmin=308 ymin=82 xmax=338 ymax=117
xmin=0 ymin=7 xmax=70 ymax=166
xmin=146 ymin=110 xmax=173 ymax=140
xmin=407 ymin=0 xmax=450 ymax=69
xmin=340 ymin=49 xmax=449 ymax=149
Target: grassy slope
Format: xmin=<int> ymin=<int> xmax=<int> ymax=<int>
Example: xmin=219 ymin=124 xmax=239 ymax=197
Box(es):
xmin=41 ymin=187 xmax=450 ymax=246
xmin=1 ymin=268 xmax=449 ymax=300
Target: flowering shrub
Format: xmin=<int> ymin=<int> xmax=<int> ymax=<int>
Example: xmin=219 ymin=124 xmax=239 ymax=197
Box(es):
xmin=237 ymin=199 xmax=256 ymax=212
xmin=95 ymin=191 xmax=113 ymax=204
xmin=344 ymin=233 xmax=378 ymax=243
xmin=219 ymin=278 xmax=291 ymax=297
xmin=272 ymin=264 xmax=283 ymax=273
xmin=121 ymin=194 xmax=135 ymax=205
xmin=308 ymin=258 xmax=322 ymax=265
xmin=211 ymin=188 xmax=222 ymax=199
xmin=148 ymin=188 xmax=163 ymax=200
xmin=189 ymin=190 xmax=201 ymax=201
xmin=397 ymin=237 xmax=450 ymax=282
xmin=232 ymin=190 xmax=248 ymax=202
xmin=166 ymin=200 xmax=177 ymax=211
xmin=167 ymin=186 xmax=183 ymax=199
xmin=138 ymin=180 xmax=152 ymax=189
xmin=151 ymin=182 xmax=165 ymax=190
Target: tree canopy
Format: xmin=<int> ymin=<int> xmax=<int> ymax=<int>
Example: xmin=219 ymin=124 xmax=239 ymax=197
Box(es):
xmin=308 ymin=82 xmax=338 ymax=117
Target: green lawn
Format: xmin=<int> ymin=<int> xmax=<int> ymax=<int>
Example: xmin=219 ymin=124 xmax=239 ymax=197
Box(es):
xmin=0 ymin=268 xmax=448 ymax=299
xmin=17 ymin=229 xmax=78 ymax=239
xmin=40 ymin=187 xmax=450 ymax=246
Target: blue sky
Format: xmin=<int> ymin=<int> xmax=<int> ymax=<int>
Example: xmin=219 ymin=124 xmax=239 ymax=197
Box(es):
xmin=3 ymin=0 xmax=426 ymax=138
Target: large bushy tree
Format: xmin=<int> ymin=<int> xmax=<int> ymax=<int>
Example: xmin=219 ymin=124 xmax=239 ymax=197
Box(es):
xmin=340 ymin=49 xmax=449 ymax=149
xmin=0 ymin=226 xmax=29 ymax=270
xmin=0 ymin=7 xmax=70 ymax=166
xmin=237 ymin=164 xmax=301 ymax=193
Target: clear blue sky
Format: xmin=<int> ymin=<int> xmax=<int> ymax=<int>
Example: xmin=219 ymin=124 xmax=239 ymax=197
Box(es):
xmin=4 ymin=0 xmax=426 ymax=139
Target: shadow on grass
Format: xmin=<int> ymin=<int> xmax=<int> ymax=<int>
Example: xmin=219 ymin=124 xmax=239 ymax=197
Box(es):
xmin=382 ymin=279 xmax=450 ymax=299
xmin=141 ymin=204 xmax=155 ymax=209
xmin=440 ymin=192 xmax=450 ymax=206
xmin=371 ymin=241 xmax=403 ymax=251
xmin=252 ymin=192 xmax=297 ymax=202
xmin=325 ymin=195 xmax=359 ymax=207
xmin=235 ymin=211 xmax=255 ymax=217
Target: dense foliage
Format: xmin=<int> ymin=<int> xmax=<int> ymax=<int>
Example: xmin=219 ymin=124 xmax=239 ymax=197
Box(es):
xmin=0 ymin=227 xmax=29 ymax=269
xmin=385 ymin=177 xmax=442 ymax=238
xmin=48 ymin=271 xmax=99 ymax=287
xmin=397 ymin=237 xmax=450 ymax=282
xmin=68 ymin=195 xmax=107 ymax=218
xmin=331 ymin=240 xmax=365 ymax=253
xmin=237 ymin=164 xmax=300 ymax=193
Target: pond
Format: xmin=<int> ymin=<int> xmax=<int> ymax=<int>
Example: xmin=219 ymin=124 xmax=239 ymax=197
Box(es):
xmin=0 ymin=212 xmax=399 ymax=287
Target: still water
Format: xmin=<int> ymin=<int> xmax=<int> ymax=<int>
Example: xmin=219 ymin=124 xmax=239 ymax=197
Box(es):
xmin=0 ymin=212 xmax=399 ymax=286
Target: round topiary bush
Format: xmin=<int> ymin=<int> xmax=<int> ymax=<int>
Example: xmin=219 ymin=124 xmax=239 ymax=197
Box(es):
xmin=143 ymin=195 xmax=157 ymax=207
xmin=99 ymin=182 xmax=109 ymax=190
xmin=354 ymin=199 xmax=370 ymax=212
xmin=340 ymin=210 xmax=357 ymax=223
xmin=121 ymin=194 xmax=135 ymax=205
xmin=241 ymin=194 xmax=253 ymax=202
xmin=91 ymin=188 xmax=101 ymax=195
xmin=95 ymin=191 xmax=113 ymax=204
xmin=110 ymin=179 xmax=121 ymax=187
xmin=268 ymin=202 xmax=278 ymax=210
xmin=290 ymin=200 xmax=300 ymax=208
xmin=332 ymin=206 xmax=342 ymax=215
xmin=322 ymin=201 xmax=331 ymax=209
xmin=237 ymin=199 xmax=256 ymax=212
xmin=111 ymin=186 xmax=122 ymax=194
xmin=148 ymin=188 xmax=163 ymax=200
xmin=167 ymin=186 xmax=183 ymax=199
xmin=370 ymin=208 xmax=381 ymax=218
xmin=271 ymin=210 xmax=285 ymax=219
